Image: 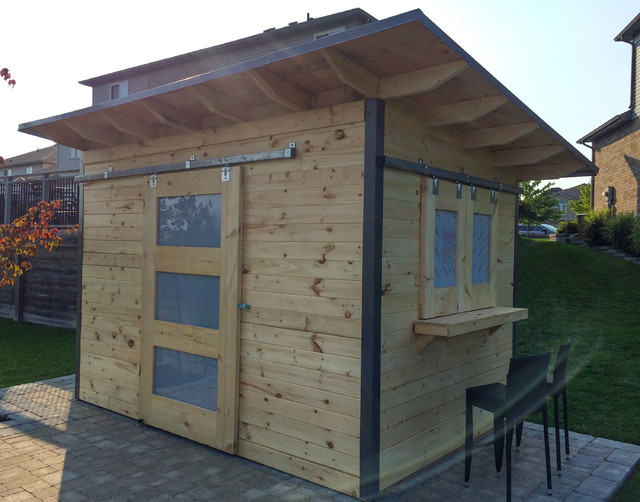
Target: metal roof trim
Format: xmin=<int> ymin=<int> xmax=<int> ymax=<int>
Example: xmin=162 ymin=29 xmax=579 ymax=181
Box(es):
xmin=577 ymin=109 xmax=634 ymax=145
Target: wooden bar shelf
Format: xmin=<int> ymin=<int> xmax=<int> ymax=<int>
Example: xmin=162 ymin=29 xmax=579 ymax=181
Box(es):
xmin=413 ymin=306 xmax=528 ymax=353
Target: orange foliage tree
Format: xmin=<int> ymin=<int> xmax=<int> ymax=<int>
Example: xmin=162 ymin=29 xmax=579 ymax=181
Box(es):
xmin=0 ymin=67 xmax=15 ymax=169
xmin=1 ymin=68 xmax=15 ymax=88
xmin=0 ymin=201 xmax=77 ymax=286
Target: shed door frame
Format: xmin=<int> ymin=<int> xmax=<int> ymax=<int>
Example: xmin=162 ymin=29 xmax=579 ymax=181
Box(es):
xmin=139 ymin=166 xmax=242 ymax=454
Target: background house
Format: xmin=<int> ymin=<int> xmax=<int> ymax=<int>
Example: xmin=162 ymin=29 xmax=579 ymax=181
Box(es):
xmin=579 ymin=13 xmax=640 ymax=214
xmin=548 ymin=185 xmax=583 ymax=225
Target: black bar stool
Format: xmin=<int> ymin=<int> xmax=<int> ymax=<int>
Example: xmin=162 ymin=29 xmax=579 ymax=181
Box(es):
xmin=517 ymin=339 xmax=572 ymax=474
xmin=465 ymin=352 xmax=552 ymax=502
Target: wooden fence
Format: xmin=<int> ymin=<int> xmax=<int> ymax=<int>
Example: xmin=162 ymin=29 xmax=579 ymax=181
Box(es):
xmin=0 ymin=176 xmax=80 ymax=329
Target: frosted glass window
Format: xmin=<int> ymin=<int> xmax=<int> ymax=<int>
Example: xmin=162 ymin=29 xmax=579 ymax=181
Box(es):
xmin=158 ymin=194 xmax=221 ymax=247
xmin=156 ymin=272 xmax=220 ymax=329
xmin=434 ymin=210 xmax=457 ymax=288
xmin=473 ymin=213 xmax=490 ymax=284
xmin=153 ymin=347 xmax=218 ymax=411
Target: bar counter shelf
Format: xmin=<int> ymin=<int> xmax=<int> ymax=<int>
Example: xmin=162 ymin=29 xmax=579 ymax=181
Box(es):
xmin=413 ymin=306 xmax=528 ymax=353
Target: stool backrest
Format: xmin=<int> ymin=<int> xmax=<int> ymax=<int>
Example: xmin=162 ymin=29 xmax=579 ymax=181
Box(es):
xmin=506 ymin=352 xmax=551 ymax=421
xmin=552 ymin=339 xmax=572 ymax=388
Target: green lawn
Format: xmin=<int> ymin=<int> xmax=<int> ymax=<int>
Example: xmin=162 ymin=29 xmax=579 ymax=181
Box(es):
xmin=0 ymin=318 xmax=75 ymax=388
xmin=516 ymin=238 xmax=640 ymax=500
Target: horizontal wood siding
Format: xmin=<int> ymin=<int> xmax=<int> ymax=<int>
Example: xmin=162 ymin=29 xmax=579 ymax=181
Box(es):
xmin=378 ymin=104 xmax=518 ymax=490
xmin=79 ymin=101 xmax=365 ymax=497
xmin=78 ymin=175 xmax=144 ymax=419
xmin=238 ymin=103 xmax=364 ymax=497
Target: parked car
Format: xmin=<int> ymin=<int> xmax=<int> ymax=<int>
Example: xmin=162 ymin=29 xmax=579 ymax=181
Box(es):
xmin=518 ymin=224 xmax=557 ymax=238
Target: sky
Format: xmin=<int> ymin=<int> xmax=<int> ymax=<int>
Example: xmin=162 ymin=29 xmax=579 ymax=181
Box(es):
xmin=2 ymin=0 xmax=638 ymax=188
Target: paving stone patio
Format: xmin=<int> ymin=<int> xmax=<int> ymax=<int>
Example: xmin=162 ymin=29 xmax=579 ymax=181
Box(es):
xmin=0 ymin=376 xmax=638 ymax=501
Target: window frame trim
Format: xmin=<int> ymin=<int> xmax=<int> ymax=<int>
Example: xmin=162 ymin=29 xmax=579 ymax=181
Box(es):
xmin=420 ymin=179 xmax=499 ymax=319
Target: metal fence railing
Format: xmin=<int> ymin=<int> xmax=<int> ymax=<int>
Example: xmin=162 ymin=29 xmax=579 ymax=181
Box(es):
xmin=0 ymin=176 xmax=79 ymax=227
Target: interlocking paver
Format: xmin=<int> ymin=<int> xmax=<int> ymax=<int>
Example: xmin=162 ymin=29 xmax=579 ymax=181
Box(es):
xmin=1 ymin=376 xmax=639 ymax=501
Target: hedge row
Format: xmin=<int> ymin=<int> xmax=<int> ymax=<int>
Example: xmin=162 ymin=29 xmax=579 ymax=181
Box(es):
xmin=561 ymin=210 xmax=640 ymax=257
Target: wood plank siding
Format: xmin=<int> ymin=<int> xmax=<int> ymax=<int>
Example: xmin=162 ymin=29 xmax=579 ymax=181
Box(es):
xmin=378 ymin=104 xmax=518 ymax=489
xmin=79 ymin=175 xmax=144 ymax=419
xmin=78 ymin=101 xmax=365 ymax=497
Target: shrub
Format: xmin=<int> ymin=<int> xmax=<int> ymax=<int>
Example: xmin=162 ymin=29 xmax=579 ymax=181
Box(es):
xmin=630 ymin=218 xmax=640 ymax=257
xmin=603 ymin=212 xmax=637 ymax=254
xmin=584 ymin=208 xmax=613 ymax=247
xmin=557 ymin=220 xmax=578 ymax=235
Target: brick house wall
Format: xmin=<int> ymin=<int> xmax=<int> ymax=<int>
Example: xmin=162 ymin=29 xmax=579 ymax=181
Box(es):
xmin=592 ymin=117 xmax=640 ymax=213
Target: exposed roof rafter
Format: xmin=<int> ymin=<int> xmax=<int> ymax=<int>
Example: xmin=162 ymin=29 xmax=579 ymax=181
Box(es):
xmin=321 ymin=47 xmax=379 ymax=97
xmin=516 ymin=161 xmax=591 ymax=181
xmin=460 ymin=122 xmax=540 ymax=149
xmin=247 ymin=68 xmax=311 ymax=112
xmin=493 ymin=144 xmax=565 ymax=167
xmin=31 ymin=124 xmax=93 ymax=152
xmin=422 ymin=95 xmax=509 ymax=126
xmin=140 ymin=99 xmax=202 ymax=131
xmin=65 ymin=119 xmax=135 ymax=147
xmin=379 ymin=60 xmax=469 ymax=98
xmin=187 ymin=86 xmax=252 ymax=123
xmin=98 ymin=110 xmax=161 ymax=140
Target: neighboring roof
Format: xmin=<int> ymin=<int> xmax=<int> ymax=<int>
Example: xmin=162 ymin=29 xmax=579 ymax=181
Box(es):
xmin=551 ymin=185 xmax=582 ymax=201
xmin=79 ymin=9 xmax=376 ymax=88
xmin=19 ymin=9 xmax=597 ymax=181
xmin=615 ymin=13 xmax=640 ymax=43
xmin=577 ymin=109 xmax=634 ymax=145
xmin=2 ymin=145 xmax=57 ymax=168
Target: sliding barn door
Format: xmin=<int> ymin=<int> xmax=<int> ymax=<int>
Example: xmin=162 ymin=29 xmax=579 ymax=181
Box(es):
xmin=140 ymin=166 xmax=241 ymax=453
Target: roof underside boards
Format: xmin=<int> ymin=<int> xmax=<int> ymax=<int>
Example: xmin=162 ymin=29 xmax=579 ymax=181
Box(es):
xmin=19 ymin=9 xmax=596 ymax=181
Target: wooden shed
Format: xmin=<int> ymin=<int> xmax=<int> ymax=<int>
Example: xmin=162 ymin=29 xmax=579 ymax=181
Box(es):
xmin=19 ymin=9 xmax=597 ymax=499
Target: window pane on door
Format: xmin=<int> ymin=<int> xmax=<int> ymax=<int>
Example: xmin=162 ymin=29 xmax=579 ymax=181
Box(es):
xmin=153 ymin=347 xmax=218 ymax=411
xmin=434 ymin=209 xmax=457 ymax=288
xmin=158 ymin=194 xmax=221 ymax=247
xmin=472 ymin=213 xmax=490 ymax=284
xmin=156 ymin=272 xmax=220 ymax=329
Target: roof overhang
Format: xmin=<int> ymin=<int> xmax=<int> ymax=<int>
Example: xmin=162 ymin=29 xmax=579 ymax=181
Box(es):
xmin=578 ymin=109 xmax=634 ymax=145
xmin=615 ymin=13 xmax=640 ymax=43
xmin=19 ymin=9 xmax=597 ymax=181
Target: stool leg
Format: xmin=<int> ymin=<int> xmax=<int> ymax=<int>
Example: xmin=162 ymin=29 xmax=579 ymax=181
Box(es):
xmin=494 ymin=413 xmax=504 ymax=474
xmin=515 ymin=419 xmax=523 ymax=450
xmin=505 ymin=418 xmax=513 ymax=502
xmin=543 ymin=403 xmax=552 ymax=495
xmin=554 ymin=394 xmax=561 ymax=474
xmin=562 ymin=389 xmax=570 ymax=459
xmin=465 ymin=398 xmax=473 ymax=485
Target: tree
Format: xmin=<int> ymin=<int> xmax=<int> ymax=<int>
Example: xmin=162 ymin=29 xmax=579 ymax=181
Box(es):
xmin=518 ymin=180 xmax=562 ymax=235
xmin=0 ymin=70 xmax=76 ymax=285
xmin=0 ymin=201 xmax=77 ymax=286
xmin=1 ymin=68 xmax=16 ymax=88
xmin=0 ymin=67 xmax=15 ymax=169
xmin=568 ymin=183 xmax=591 ymax=215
